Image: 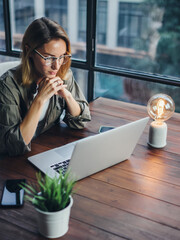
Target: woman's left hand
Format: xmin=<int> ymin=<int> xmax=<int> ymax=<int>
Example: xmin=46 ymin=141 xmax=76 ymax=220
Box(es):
xmin=56 ymin=79 xmax=81 ymax=117
xmin=56 ymin=81 xmax=70 ymax=99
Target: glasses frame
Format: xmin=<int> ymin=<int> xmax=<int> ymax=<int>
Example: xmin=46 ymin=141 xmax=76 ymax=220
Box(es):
xmin=33 ymin=49 xmax=72 ymax=66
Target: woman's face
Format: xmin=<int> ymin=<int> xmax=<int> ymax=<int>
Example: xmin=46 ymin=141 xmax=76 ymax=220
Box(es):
xmin=32 ymin=39 xmax=67 ymax=80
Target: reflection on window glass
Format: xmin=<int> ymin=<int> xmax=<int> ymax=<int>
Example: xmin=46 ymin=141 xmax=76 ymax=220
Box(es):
xmin=9 ymin=0 xmax=87 ymax=61
xmin=45 ymin=0 xmax=68 ymax=32
xmin=94 ymin=72 xmax=124 ymax=101
xmin=0 ymin=0 xmax=5 ymax=50
xmin=97 ymin=0 xmax=107 ymax=44
xmin=78 ymin=0 xmax=86 ymax=42
xmin=96 ymin=0 xmax=180 ymax=79
xmin=94 ymin=72 xmax=180 ymax=113
xmin=117 ymin=2 xmax=146 ymax=48
xmin=10 ymin=0 xmax=35 ymax=50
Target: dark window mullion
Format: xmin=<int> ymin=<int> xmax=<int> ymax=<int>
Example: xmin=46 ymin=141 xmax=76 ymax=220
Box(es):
xmin=3 ymin=0 xmax=12 ymax=54
xmin=86 ymin=0 xmax=96 ymax=102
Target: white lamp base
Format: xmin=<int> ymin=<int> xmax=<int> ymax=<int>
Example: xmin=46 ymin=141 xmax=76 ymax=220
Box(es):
xmin=148 ymin=121 xmax=167 ymax=148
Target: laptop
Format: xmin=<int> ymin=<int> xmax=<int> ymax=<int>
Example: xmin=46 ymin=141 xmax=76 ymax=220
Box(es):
xmin=28 ymin=117 xmax=149 ymax=181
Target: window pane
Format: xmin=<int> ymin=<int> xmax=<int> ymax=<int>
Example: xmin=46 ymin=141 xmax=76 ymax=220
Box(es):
xmin=0 ymin=0 xmax=5 ymax=50
xmin=0 ymin=55 xmax=19 ymax=63
xmin=97 ymin=0 xmax=107 ymax=44
xmin=71 ymin=67 xmax=88 ymax=99
xmin=94 ymin=72 xmax=180 ymax=113
xmin=96 ymin=0 xmax=180 ymax=79
xmin=45 ymin=0 xmax=68 ymax=32
xmin=9 ymin=0 xmax=35 ymax=50
xmin=9 ymin=0 xmax=87 ymax=61
xmin=78 ymin=0 xmax=87 ymax=42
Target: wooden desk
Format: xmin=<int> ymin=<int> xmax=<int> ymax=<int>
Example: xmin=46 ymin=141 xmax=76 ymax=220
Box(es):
xmin=0 ymin=97 xmax=180 ymax=240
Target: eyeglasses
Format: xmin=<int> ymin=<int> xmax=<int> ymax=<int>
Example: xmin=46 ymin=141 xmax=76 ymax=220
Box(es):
xmin=34 ymin=49 xmax=71 ymax=66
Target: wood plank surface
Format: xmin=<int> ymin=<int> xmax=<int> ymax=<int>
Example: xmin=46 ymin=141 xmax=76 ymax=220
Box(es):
xmin=0 ymin=97 xmax=179 ymax=240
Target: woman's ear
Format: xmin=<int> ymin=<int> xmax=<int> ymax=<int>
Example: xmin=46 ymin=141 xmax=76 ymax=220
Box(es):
xmin=25 ymin=44 xmax=29 ymax=52
xmin=25 ymin=44 xmax=33 ymax=57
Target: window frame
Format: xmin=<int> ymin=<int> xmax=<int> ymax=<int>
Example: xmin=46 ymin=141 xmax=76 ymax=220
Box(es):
xmin=1 ymin=0 xmax=180 ymax=103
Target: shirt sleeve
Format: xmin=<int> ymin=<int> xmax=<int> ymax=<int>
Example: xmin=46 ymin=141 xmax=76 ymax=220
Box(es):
xmin=62 ymin=70 xmax=91 ymax=129
xmin=0 ymin=75 xmax=30 ymax=156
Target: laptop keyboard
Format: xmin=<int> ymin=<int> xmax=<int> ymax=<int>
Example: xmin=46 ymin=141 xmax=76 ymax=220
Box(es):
xmin=49 ymin=141 xmax=77 ymax=175
xmin=50 ymin=159 xmax=70 ymax=175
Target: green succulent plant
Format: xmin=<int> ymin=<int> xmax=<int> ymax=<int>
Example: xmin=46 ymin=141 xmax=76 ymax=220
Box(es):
xmin=20 ymin=171 xmax=76 ymax=212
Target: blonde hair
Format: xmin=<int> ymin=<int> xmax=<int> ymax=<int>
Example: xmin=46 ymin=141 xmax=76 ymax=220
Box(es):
xmin=21 ymin=17 xmax=71 ymax=85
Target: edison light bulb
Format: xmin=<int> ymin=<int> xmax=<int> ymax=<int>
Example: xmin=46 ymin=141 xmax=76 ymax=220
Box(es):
xmin=147 ymin=93 xmax=175 ymax=148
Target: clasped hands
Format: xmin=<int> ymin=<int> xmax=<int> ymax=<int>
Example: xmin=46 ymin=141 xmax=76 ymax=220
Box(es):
xmin=37 ymin=76 xmax=70 ymax=102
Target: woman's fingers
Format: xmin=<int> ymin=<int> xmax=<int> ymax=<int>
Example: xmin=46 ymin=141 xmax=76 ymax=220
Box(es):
xmin=37 ymin=77 xmax=66 ymax=100
xmin=46 ymin=77 xmax=63 ymax=86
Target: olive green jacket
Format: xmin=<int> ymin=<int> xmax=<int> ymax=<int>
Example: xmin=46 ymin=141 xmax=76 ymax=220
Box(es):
xmin=0 ymin=66 xmax=91 ymax=156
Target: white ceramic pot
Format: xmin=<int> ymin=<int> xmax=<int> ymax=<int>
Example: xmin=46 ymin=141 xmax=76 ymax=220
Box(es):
xmin=35 ymin=196 xmax=73 ymax=238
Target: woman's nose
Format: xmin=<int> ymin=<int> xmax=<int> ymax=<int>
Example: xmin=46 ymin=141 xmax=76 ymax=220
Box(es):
xmin=51 ymin=59 xmax=61 ymax=70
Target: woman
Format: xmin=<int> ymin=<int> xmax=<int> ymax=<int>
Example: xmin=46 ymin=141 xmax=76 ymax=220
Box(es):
xmin=0 ymin=17 xmax=91 ymax=156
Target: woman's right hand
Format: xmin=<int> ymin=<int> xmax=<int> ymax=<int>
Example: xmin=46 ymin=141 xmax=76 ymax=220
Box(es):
xmin=35 ymin=76 xmax=67 ymax=104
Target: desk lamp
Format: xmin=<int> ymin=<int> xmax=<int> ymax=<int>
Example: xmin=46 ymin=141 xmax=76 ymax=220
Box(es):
xmin=147 ymin=93 xmax=175 ymax=148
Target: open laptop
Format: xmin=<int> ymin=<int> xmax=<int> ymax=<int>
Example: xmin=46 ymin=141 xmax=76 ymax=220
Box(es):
xmin=28 ymin=117 xmax=149 ymax=181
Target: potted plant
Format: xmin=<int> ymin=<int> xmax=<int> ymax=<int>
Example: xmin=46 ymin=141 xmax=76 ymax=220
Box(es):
xmin=21 ymin=170 xmax=76 ymax=238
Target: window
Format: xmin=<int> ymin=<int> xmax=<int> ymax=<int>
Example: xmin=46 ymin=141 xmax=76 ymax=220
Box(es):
xmin=0 ymin=0 xmax=5 ymax=50
xmin=96 ymin=0 xmax=107 ymax=45
xmin=96 ymin=0 xmax=180 ymax=80
xmin=8 ymin=0 xmax=87 ymax=61
xmin=117 ymin=2 xmax=145 ymax=48
xmin=45 ymin=0 xmax=68 ymax=32
xmin=78 ymin=0 xmax=86 ymax=42
xmin=94 ymin=72 xmax=180 ymax=112
xmin=11 ymin=0 xmax=34 ymax=50
xmin=72 ymin=67 xmax=88 ymax=99
xmin=0 ymin=0 xmax=180 ymax=112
